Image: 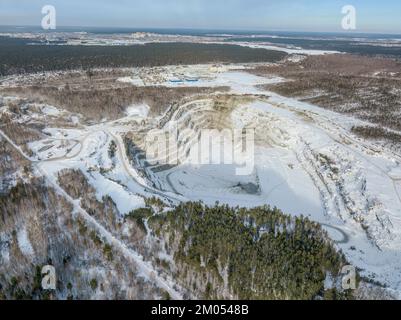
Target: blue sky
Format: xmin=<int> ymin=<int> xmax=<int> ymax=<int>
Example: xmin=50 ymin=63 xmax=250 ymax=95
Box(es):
xmin=1 ymin=0 xmax=401 ymax=33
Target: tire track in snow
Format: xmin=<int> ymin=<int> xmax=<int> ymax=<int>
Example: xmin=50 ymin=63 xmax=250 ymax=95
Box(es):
xmin=320 ymin=223 xmax=349 ymax=244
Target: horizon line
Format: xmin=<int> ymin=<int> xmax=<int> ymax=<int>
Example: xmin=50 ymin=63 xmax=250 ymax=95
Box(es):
xmin=1 ymin=24 xmax=401 ymax=36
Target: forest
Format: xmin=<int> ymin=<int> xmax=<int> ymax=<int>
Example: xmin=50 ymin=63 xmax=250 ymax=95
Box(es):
xmin=0 ymin=37 xmax=286 ymax=76
xmin=252 ymin=54 xmax=401 ymax=133
xmin=149 ymin=202 xmax=351 ymax=300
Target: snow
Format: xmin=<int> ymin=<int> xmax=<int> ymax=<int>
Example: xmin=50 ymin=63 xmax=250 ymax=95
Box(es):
xmin=286 ymin=54 xmax=307 ymax=63
xmin=28 ymin=138 xmax=81 ymax=161
xmin=118 ymin=65 xmax=283 ymax=92
xmin=88 ymin=171 xmax=145 ymax=215
xmin=120 ymin=65 xmax=401 ymax=294
xmin=118 ymin=76 xmax=144 ymax=86
xmin=35 ymin=130 xmax=146 ymax=215
xmin=4 ymin=62 xmax=401 ymax=297
xmin=125 ymin=103 xmax=149 ymax=118
xmin=70 ymin=115 xmax=80 ymax=125
xmin=17 ymin=227 xmax=34 ymax=257
xmin=234 ymin=42 xmax=339 ymax=55
xmin=40 ymin=105 xmax=61 ymax=116
xmin=39 ymin=165 xmax=183 ymax=299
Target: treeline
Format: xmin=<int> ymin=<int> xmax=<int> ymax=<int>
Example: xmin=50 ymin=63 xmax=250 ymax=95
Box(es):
xmin=0 ymin=37 xmax=286 ymax=76
xmin=5 ymin=84 xmax=228 ymax=120
xmin=253 ymin=54 xmax=401 ymax=131
xmin=351 ymin=125 xmax=401 ymax=145
xmin=149 ymin=202 xmax=350 ymax=300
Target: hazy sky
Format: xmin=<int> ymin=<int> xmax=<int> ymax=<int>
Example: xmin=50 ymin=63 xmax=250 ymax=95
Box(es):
xmin=1 ymin=0 xmax=401 ymax=33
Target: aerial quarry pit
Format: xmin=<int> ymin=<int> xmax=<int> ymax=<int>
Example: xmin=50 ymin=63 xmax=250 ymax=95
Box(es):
xmin=1 ymin=55 xmax=401 ymax=300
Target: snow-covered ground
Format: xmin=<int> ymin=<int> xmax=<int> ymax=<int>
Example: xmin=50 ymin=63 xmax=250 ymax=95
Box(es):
xmin=116 ymin=65 xmax=401 ymax=295
xmin=5 ymin=62 xmax=401 ymax=297
xmin=1 ymin=111 xmax=184 ymax=299
xmin=117 ymin=64 xmax=283 ymax=89
xmin=125 ymin=103 xmax=150 ymax=118
xmin=17 ymin=227 xmax=34 ymax=257
xmin=230 ymin=41 xmax=339 ymax=55
xmin=36 ymin=128 xmax=147 ymax=216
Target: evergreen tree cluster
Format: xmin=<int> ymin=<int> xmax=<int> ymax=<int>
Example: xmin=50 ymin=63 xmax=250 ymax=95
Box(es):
xmin=150 ymin=202 xmax=347 ymax=300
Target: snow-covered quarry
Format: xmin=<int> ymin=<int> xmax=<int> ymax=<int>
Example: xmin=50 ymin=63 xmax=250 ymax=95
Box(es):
xmin=2 ymin=61 xmax=401 ymax=298
xmin=126 ymin=67 xmax=401 ymax=295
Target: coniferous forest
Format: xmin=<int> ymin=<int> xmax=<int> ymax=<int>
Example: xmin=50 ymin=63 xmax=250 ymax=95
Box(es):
xmin=0 ymin=37 xmax=286 ymax=76
xmin=149 ymin=202 xmax=350 ymax=300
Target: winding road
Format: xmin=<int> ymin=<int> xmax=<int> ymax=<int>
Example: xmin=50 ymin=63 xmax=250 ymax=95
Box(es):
xmin=0 ymin=128 xmax=184 ymax=300
xmin=320 ymin=223 xmax=349 ymax=244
